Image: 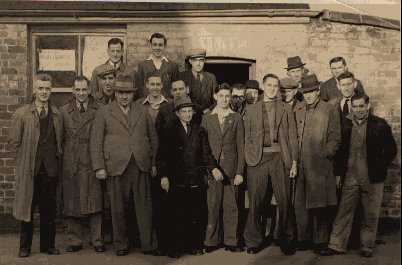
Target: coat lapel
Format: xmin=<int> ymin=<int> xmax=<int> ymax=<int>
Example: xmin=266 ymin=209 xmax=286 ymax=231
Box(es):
xmin=78 ymin=98 xmax=99 ymax=131
xmin=210 ymin=113 xmax=223 ymax=137
xmin=275 ymin=102 xmax=285 ymax=131
xmin=221 ymin=113 xmax=235 ymax=137
xmin=110 ymin=102 xmax=130 ymax=131
xmin=128 ymin=103 xmax=140 ymax=133
xmin=201 ymin=72 xmax=210 ymax=97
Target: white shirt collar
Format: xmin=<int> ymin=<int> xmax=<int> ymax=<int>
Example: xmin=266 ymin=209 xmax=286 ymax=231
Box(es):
xmin=142 ymin=95 xmax=168 ymax=105
xmin=210 ymin=106 xmax=235 ymax=117
xmin=147 ymin=54 xmax=169 ymax=62
xmin=109 ymin=60 xmax=121 ymax=69
xmin=118 ymin=104 xmax=130 ymax=115
xmin=76 ymin=100 xmax=88 ymax=110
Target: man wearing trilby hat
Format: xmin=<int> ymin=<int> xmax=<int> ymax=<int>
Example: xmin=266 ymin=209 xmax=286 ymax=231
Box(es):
xmin=285 ymin=56 xmax=312 ymax=85
xmin=294 ymin=74 xmax=341 ymax=256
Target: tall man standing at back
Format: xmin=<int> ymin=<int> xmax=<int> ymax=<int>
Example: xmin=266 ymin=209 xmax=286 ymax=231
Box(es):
xmin=180 ymin=49 xmax=217 ymax=113
xmin=90 ymin=75 xmax=161 ymax=256
xmin=136 ymin=33 xmax=180 ymax=99
xmin=8 ymin=74 xmax=63 ymax=257
xmin=90 ymin=38 xmax=135 ymax=95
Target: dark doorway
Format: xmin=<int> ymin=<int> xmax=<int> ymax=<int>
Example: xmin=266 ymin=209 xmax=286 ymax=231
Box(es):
xmin=204 ymin=63 xmax=251 ymax=85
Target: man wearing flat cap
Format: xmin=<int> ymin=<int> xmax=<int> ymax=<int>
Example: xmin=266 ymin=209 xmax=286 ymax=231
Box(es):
xmin=294 ymin=74 xmax=341 ymax=255
xmin=180 ymin=48 xmax=218 ymax=113
xmin=245 ymin=80 xmax=263 ymax=106
xmin=279 ymin=78 xmax=303 ymax=111
xmin=90 ymin=38 xmax=135 ymax=95
xmin=90 ymin=75 xmax=161 ymax=256
xmin=93 ymin=64 xmax=117 ymax=105
xmin=285 ymin=56 xmax=312 ymax=85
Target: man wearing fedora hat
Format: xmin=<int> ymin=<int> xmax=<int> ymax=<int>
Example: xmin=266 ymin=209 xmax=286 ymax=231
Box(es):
xmin=245 ymin=80 xmax=263 ymax=106
xmin=90 ymin=75 xmax=161 ymax=256
xmin=180 ymin=48 xmax=218 ymax=113
xmin=294 ymin=74 xmax=341 ymax=255
xmin=93 ymin=64 xmax=117 ymax=105
xmin=285 ymin=56 xmax=312 ymax=85
xmin=158 ymin=96 xmax=222 ymax=258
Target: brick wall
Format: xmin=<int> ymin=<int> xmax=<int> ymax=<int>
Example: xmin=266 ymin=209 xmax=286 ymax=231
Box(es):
xmin=0 ymin=24 xmax=28 ymax=218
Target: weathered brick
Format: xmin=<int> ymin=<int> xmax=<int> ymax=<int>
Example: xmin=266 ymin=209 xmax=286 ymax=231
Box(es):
xmin=7 ymin=46 xmax=25 ymax=54
xmin=0 ymin=112 xmax=12 ymax=119
xmin=0 ymin=167 xmax=14 ymax=175
xmin=4 ymin=190 xmax=14 ymax=198
xmin=0 ymin=183 xmax=13 ymax=190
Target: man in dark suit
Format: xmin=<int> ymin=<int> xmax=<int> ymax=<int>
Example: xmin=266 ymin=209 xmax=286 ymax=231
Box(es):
xmin=245 ymin=80 xmax=263 ymax=106
xmin=320 ymin=57 xmax=365 ymax=101
xmin=325 ymin=93 xmax=397 ymax=258
xmin=180 ymin=49 xmax=217 ymax=113
xmin=243 ymin=74 xmax=299 ymax=255
xmin=135 ymin=33 xmax=180 ymax=99
xmin=90 ymin=75 xmax=162 ymax=256
xmin=202 ymin=83 xmax=245 ymax=253
xmin=8 ymin=74 xmax=63 ymax=257
xmin=90 ymin=38 xmax=135 ymax=95
xmin=229 ymin=83 xmax=247 ymax=115
xmin=158 ymin=96 xmax=222 ymax=258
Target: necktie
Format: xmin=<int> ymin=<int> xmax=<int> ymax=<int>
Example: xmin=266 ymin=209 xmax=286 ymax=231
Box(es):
xmin=343 ymin=99 xmax=349 ymax=116
xmin=39 ymin=106 xmax=46 ymax=119
xmin=195 ymin=73 xmax=202 ymax=90
xmin=79 ymin=103 xmax=85 ymax=113
xmin=186 ymin=122 xmax=191 ymax=137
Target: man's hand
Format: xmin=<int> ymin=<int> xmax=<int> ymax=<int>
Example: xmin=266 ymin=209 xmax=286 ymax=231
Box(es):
xmin=336 ymin=175 xmax=342 ymax=189
xmin=212 ymin=168 xmax=223 ymax=181
xmin=151 ymin=166 xmax=157 ymax=178
xmin=161 ymin=177 xmax=169 ymax=192
xmin=234 ymin=175 xmax=243 ymax=186
xmin=290 ymin=161 xmax=298 ymax=179
xmin=95 ymin=169 xmax=107 ymax=180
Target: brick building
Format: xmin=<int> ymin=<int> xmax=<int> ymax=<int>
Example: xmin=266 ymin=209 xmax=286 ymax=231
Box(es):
xmin=0 ymin=1 xmax=400 ymax=231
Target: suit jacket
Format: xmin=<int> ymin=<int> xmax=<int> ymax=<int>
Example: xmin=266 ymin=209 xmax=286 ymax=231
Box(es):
xmin=202 ymin=111 xmax=245 ymax=178
xmin=90 ymin=61 xmax=136 ymax=94
xmin=244 ymin=100 xmax=299 ymax=169
xmin=90 ymin=101 xmax=158 ymax=176
xmin=93 ymin=90 xmax=115 ymax=106
xmin=320 ymin=77 xmax=365 ymax=102
xmin=334 ymin=113 xmax=397 ymax=183
xmin=180 ymin=70 xmax=217 ymax=110
xmin=135 ymin=59 xmax=179 ymax=99
xmin=158 ymin=119 xmax=217 ymax=187
xmin=329 ymin=96 xmax=352 ymax=124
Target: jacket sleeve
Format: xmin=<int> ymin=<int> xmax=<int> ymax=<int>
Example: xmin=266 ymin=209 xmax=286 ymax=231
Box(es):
xmin=90 ymin=67 xmax=100 ymax=94
xmin=145 ymin=109 xmax=159 ymax=166
xmin=201 ymin=127 xmax=218 ymax=170
xmin=326 ymin=105 xmax=342 ymax=159
xmin=320 ymin=82 xmax=330 ymax=102
xmin=381 ymin=120 xmax=397 ymax=167
xmin=287 ymin=107 xmax=299 ymax=161
xmin=172 ymin=63 xmax=180 ymax=81
xmin=90 ymin=109 xmax=106 ymax=171
xmin=7 ymin=108 xmax=24 ymax=152
xmin=235 ymin=115 xmax=245 ymax=176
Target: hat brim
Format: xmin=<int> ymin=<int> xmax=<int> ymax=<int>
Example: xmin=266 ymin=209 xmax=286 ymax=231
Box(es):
xmin=188 ymin=55 xmax=206 ymax=59
xmin=298 ymin=84 xmax=321 ymax=93
xmin=98 ymin=70 xmax=116 ymax=77
xmin=280 ymin=86 xmax=299 ymax=90
xmin=174 ymin=103 xmax=195 ymax=111
xmin=285 ymin=63 xmax=306 ymax=70
xmin=114 ymin=86 xmax=137 ymax=92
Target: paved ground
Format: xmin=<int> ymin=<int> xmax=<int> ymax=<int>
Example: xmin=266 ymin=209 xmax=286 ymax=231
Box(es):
xmin=0 ymin=231 xmax=400 ymax=265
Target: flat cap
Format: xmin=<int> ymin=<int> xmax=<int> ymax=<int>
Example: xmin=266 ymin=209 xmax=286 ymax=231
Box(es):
xmin=279 ymin=78 xmax=299 ymax=89
xmin=187 ymin=48 xmax=207 ymax=59
xmin=97 ymin=64 xmax=117 ymax=78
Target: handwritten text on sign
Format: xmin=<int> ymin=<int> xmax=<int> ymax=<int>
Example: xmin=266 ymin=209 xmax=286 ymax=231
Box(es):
xmin=39 ymin=49 xmax=76 ymax=71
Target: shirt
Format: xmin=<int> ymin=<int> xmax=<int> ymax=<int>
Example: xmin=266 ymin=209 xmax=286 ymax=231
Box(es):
xmin=192 ymin=70 xmax=204 ymax=82
xmin=147 ymin=55 xmax=169 ymax=70
xmin=210 ymin=107 xmax=234 ymax=125
xmin=341 ymin=97 xmax=352 ymax=113
xmin=109 ymin=60 xmax=121 ymax=69
xmin=35 ymin=101 xmax=48 ymax=116
xmin=142 ymin=95 xmax=169 ymax=124
xmin=118 ymin=104 xmax=130 ymax=116
xmin=75 ymin=100 xmax=88 ymax=112
xmin=180 ymin=120 xmax=190 ymax=134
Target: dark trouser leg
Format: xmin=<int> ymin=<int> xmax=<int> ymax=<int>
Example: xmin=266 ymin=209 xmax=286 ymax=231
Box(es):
xmin=169 ymin=187 xmax=186 ymax=253
xmin=310 ymin=207 xmax=330 ymax=247
xmin=222 ymin=181 xmax=239 ymax=246
xmin=204 ymin=179 xmax=223 ymax=247
xmin=151 ymin=177 xmax=169 ymax=251
xmin=20 ymin=214 xmax=35 ymax=250
xmin=188 ymin=187 xmax=207 ymax=250
xmin=294 ymin=165 xmax=311 ymax=243
xmin=89 ymin=212 xmax=103 ymax=247
xmin=67 ymin=217 xmax=84 ymax=246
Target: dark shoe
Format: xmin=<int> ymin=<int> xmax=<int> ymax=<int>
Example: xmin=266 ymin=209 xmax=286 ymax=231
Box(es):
xmin=318 ymin=247 xmax=337 ymax=256
xmin=18 ymin=248 xmax=31 ymax=258
xmin=116 ymin=249 xmax=129 ymax=256
xmin=361 ymin=250 xmax=372 ymax=258
xmin=189 ymin=248 xmax=204 ymax=255
xmin=143 ymin=249 xmax=166 ymax=256
xmin=225 ymin=246 xmax=245 ymax=252
xmin=40 ymin=248 xmax=60 ymax=255
xmin=93 ymin=245 xmax=106 ymax=253
xmin=297 ymin=241 xmax=312 ymax=251
xmin=66 ymin=245 xmax=82 ymax=252
xmin=168 ymin=251 xmax=181 ymax=258
xmin=205 ymin=245 xmax=220 ymax=253
xmin=247 ymin=247 xmax=261 ymax=254
xmin=281 ymin=245 xmax=296 ymax=256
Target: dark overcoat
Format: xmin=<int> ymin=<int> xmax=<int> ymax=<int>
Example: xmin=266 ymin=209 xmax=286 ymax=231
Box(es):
xmin=60 ymin=97 xmax=102 ymax=217
xmin=180 ymin=70 xmax=217 ymax=110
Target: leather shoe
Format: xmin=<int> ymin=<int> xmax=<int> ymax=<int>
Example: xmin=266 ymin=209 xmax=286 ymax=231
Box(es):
xmin=205 ymin=245 xmax=220 ymax=253
xmin=189 ymin=248 xmax=204 ymax=255
xmin=93 ymin=245 xmax=106 ymax=253
xmin=116 ymin=249 xmax=129 ymax=256
xmin=320 ymin=248 xmax=344 ymax=256
xmin=247 ymin=247 xmax=260 ymax=254
xmin=281 ymin=245 xmax=296 ymax=256
xmin=18 ymin=248 xmax=31 ymax=258
xmin=225 ymin=246 xmax=245 ymax=253
xmin=40 ymin=248 xmax=60 ymax=255
xmin=168 ymin=251 xmax=181 ymax=258
xmin=297 ymin=241 xmax=312 ymax=251
xmin=143 ymin=249 xmax=166 ymax=256
xmin=361 ymin=250 xmax=372 ymax=258
xmin=66 ymin=245 xmax=82 ymax=252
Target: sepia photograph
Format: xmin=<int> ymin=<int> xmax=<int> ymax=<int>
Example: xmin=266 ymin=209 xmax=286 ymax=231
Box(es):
xmin=0 ymin=0 xmax=400 ymax=264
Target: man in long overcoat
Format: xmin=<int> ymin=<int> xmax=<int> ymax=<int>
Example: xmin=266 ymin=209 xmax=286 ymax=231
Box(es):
xmin=8 ymin=74 xmax=63 ymax=257
xmin=60 ymin=76 xmax=104 ymax=252
xmin=295 ymin=74 xmax=341 ymax=255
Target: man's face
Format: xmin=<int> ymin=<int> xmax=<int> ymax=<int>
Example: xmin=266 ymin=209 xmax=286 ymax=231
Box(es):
xmin=214 ymin=89 xmax=231 ymax=109
xmin=176 ymin=106 xmax=194 ymax=123
xmin=73 ymin=80 xmax=90 ymax=103
xmin=146 ymin=76 xmax=163 ymax=97
xmin=150 ymin=37 xmax=165 ymax=59
xmin=338 ymin=77 xmax=355 ymax=98
xmin=352 ymin=98 xmax=370 ymax=120
xmin=230 ymin=88 xmax=246 ymax=112
xmin=189 ymin=57 xmax=205 ymax=73
xmin=330 ymin=61 xmax=347 ymax=78
xmin=34 ymin=80 xmax=52 ymax=103
xmin=263 ymin=77 xmax=279 ymax=100
xmin=303 ymin=89 xmax=320 ymax=105
xmin=107 ymin=43 xmax=123 ymax=64
xmin=287 ymin=67 xmax=304 ymax=83
xmin=281 ymin=88 xmax=298 ymax=102
xmin=100 ymin=73 xmax=115 ymax=95
xmin=115 ymin=91 xmax=133 ymax=108
xmin=245 ymin=88 xmax=259 ymax=104
xmin=171 ymin=80 xmax=189 ymax=100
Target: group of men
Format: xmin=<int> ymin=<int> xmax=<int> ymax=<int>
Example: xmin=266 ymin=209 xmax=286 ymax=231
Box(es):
xmin=8 ymin=33 xmax=397 ymax=260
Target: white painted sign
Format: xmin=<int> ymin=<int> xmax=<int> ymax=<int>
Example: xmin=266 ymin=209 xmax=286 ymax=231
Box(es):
xmin=39 ymin=49 xmax=76 ymax=71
